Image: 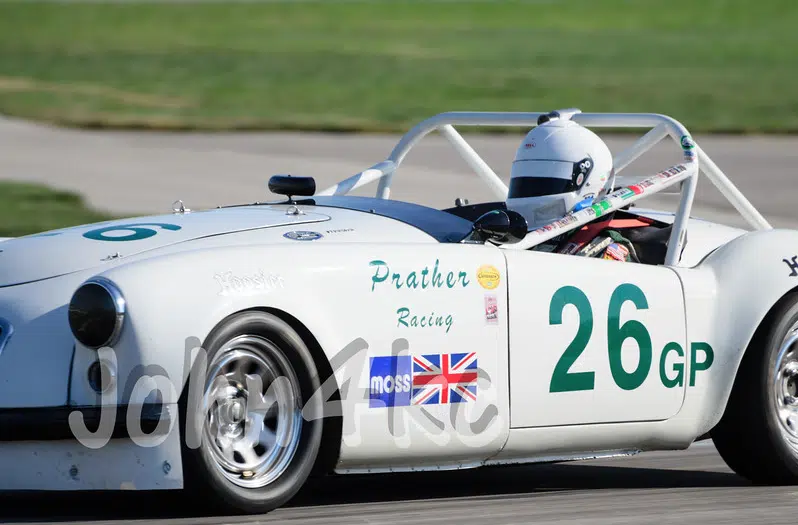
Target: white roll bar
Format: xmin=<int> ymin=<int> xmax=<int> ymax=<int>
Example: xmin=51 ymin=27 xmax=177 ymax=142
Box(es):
xmin=437 ymin=125 xmax=508 ymax=200
xmin=318 ymin=110 xmax=771 ymax=266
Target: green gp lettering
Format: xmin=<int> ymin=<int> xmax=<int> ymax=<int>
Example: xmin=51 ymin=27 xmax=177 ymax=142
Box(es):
xmin=549 ymin=286 xmax=594 ymax=393
xmin=83 ymin=223 xmax=181 ymax=242
xmin=548 ymin=283 xmax=700 ymax=393
xmin=690 ymin=342 xmax=715 ymax=386
xmin=607 ymin=284 xmax=652 ymax=391
xmin=659 ymin=342 xmax=685 ymax=388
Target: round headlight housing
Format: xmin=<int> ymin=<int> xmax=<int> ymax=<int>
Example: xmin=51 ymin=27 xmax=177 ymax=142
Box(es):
xmin=68 ymin=277 xmax=125 ymax=349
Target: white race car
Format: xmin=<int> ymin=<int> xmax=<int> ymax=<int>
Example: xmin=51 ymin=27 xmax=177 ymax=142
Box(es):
xmin=0 ymin=110 xmax=794 ymax=513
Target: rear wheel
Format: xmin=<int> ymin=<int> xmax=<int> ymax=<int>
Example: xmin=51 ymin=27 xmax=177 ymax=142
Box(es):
xmin=712 ymin=292 xmax=798 ymax=483
xmin=180 ymin=311 xmax=323 ymax=513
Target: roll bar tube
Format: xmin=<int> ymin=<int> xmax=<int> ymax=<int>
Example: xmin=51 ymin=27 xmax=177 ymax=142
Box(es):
xmin=319 ymin=111 xmax=771 ymax=266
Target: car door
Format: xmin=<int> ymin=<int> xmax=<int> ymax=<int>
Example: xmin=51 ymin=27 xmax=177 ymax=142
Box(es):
xmin=504 ymin=249 xmax=688 ymax=428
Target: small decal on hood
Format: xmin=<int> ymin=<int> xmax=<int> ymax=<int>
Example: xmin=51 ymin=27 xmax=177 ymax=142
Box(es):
xmin=283 ymin=231 xmax=323 ymax=241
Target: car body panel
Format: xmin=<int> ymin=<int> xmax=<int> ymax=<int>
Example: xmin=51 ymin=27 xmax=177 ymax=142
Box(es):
xmin=66 ymin=240 xmax=510 ymax=471
xmin=505 ymin=250 xmax=688 ymax=428
xmin=494 ymin=229 xmax=798 ymax=463
xmin=0 ymin=205 xmax=437 ymax=409
xmin=630 ymin=209 xmax=747 ymax=267
xmin=0 ymin=426 xmax=183 ymax=491
xmin=0 ymin=275 xmax=87 ymax=407
xmin=671 ymin=229 xmax=798 ymax=435
xmin=0 ymin=202 xmax=792 ymax=488
xmin=0 ymin=208 xmax=331 ymax=287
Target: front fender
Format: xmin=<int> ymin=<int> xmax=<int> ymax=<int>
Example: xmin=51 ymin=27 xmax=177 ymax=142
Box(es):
xmin=67 ymin=241 xmax=511 ymax=471
xmin=68 ymin=244 xmax=361 ymax=407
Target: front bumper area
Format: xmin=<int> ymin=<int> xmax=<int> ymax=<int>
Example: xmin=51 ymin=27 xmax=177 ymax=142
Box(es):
xmin=0 ymin=403 xmax=182 ymax=491
xmin=0 ymin=404 xmax=169 ymax=441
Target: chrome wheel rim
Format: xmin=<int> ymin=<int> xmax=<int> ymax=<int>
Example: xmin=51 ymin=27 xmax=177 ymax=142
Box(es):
xmin=202 ymin=335 xmax=303 ymax=488
xmin=772 ymin=323 xmax=798 ymax=444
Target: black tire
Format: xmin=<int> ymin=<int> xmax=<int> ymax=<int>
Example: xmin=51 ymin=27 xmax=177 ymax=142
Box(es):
xmin=712 ymin=292 xmax=798 ymax=483
xmin=179 ymin=311 xmax=323 ymax=514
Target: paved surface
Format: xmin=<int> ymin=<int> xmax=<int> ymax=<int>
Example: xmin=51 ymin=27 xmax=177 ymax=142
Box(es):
xmin=3 ymin=442 xmax=797 ymax=525
xmin=2 ymin=116 xmax=798 ymax=229
xmin=3 ymin=117 xmax=798 ymax=523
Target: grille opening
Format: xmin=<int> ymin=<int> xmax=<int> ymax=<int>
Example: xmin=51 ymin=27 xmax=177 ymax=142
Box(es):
xmin=0 ymin=318 xmax=15 ymax=356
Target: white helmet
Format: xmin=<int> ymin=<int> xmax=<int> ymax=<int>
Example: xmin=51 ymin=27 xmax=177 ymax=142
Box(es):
xmin=507 ymin=116 xmax=614 ymax=229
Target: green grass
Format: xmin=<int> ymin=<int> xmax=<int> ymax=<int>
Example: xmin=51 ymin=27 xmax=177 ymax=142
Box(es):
xmin=0 ymin=182 xmax=115 ymax=237
xmin=0 ymin=0 xmax=796 ymax=132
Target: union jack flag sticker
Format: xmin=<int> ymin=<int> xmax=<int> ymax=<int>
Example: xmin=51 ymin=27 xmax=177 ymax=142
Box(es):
xmin=411 ymin=352 xmax=478 ymax=405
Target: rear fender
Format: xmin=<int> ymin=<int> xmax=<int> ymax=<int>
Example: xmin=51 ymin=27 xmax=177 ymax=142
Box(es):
xmin=672 ymin=229 xmax=798 ymax=437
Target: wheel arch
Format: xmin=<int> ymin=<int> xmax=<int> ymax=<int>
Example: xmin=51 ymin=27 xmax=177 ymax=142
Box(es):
xmin=682 ymin=229 xmax=798 ymax=438
xmin=711 ymin=286 xmax=798 ymax=428
xmin=91 ymin=246 xmax=349 ymax=475
xmin=190 ymin=306 xmax=343 ymax=476
xmin=257 ymin=306 xmax=342 ymax=476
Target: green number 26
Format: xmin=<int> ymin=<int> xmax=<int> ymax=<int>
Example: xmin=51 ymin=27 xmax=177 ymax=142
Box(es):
xmin=549 ymin=283 xmax=652 ymax=393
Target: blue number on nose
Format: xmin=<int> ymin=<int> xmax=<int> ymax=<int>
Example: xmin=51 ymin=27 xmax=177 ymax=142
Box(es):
xmin=83 ymin=223 xmax=181 ymax=242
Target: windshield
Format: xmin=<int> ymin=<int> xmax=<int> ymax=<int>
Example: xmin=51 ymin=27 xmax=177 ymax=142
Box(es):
xmin=299 ymin=195 xmax=476 ymax=243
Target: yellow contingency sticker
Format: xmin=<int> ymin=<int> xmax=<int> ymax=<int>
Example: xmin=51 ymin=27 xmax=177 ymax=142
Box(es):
xmin=476 ymin=265 xmax=501 ymax=290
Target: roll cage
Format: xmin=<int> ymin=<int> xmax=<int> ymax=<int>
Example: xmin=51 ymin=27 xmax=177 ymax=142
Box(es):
xmin=318 ymin=109 xmax=771 ymax=267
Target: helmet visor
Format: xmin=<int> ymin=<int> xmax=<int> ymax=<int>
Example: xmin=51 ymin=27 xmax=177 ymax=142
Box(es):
xmin=508 ymin=176 xmax=575 ymax=198
xmin=508 ymin=159 xmax=593 ymax=199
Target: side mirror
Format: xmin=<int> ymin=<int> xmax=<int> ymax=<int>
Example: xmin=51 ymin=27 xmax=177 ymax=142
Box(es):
xmin=268 ymin=175 xmax=316 ymax=202
xmin=472 ymin=209 xmax=528 ymax=244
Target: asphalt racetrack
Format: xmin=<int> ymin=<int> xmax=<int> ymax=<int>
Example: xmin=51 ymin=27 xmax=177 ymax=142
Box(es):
xmin=2 ymin=117 xmax=798 ymax=524
xmin=0 ymin=443 xmax=790 ymax=525
xmin=3 ymin=116 xmax=798 ymax=230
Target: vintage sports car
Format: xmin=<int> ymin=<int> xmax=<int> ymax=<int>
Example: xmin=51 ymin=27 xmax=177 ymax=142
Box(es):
xmin=0 ymin=110 xmax=795 ymax=513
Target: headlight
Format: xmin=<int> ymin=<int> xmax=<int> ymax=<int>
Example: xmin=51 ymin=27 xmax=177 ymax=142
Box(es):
xmin=68 ymin=277 xmax=125 ymax=349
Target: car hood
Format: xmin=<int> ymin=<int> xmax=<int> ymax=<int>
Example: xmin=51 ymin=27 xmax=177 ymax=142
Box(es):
xmin=0 ymin=207 xmax=330 ymax=287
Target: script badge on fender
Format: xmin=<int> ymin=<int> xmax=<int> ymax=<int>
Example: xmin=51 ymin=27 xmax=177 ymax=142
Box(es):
xmin=476 ymin=265 xmax=501 ymax=290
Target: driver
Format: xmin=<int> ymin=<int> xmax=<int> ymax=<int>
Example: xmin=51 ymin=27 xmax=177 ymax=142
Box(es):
xmin=506 ymin=114 xmax=635 ymax=261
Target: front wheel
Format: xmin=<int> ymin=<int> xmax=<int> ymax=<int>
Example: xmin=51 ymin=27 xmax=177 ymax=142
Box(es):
xmin=712 ymin=292 xmax=798 ymax=483
xmin=180 ymin=311 xmax=323 ymax=514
